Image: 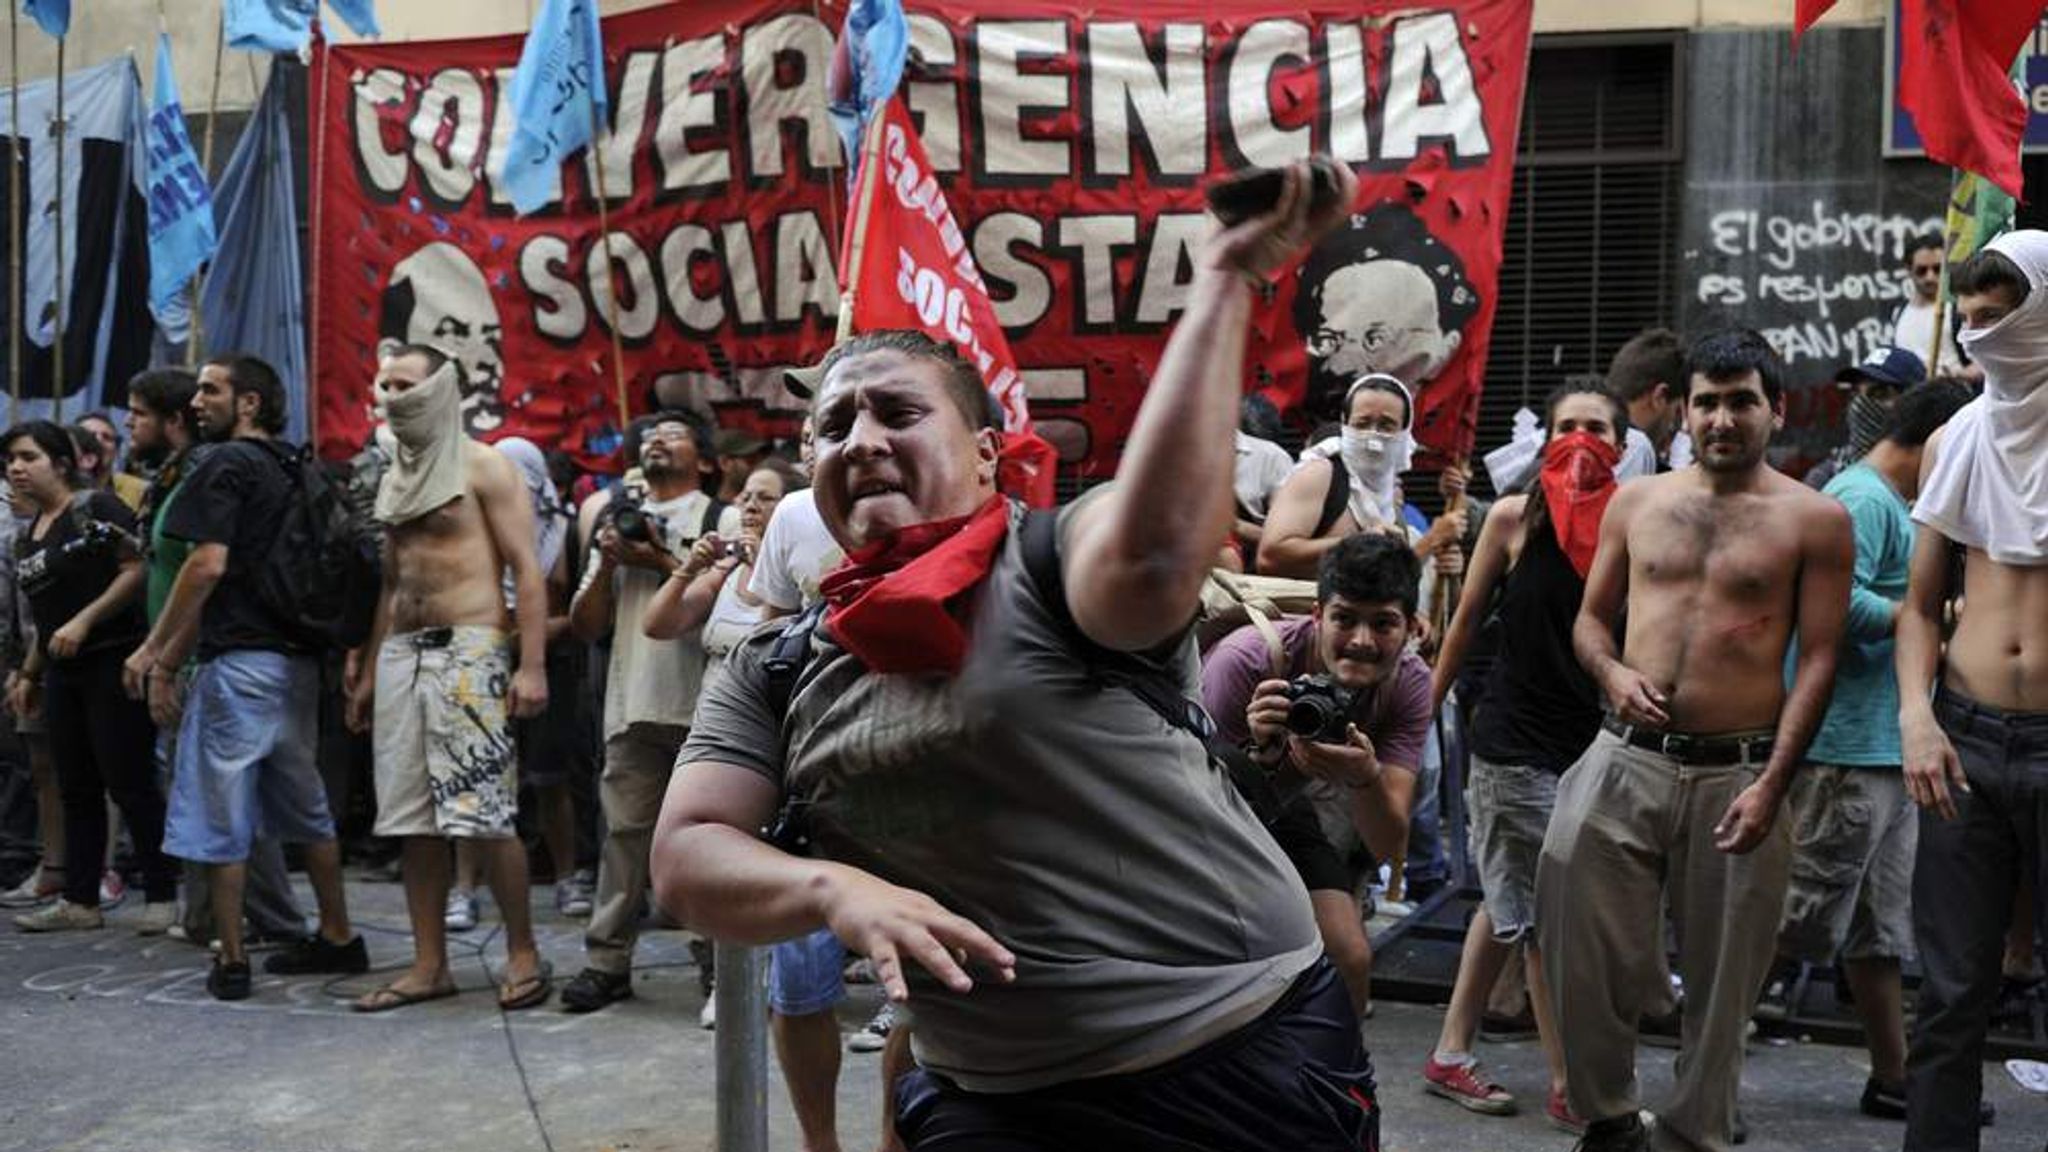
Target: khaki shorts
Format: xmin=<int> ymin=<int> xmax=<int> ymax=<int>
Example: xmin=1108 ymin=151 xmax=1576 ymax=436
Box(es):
xmin=373 ymin=626 xmax=518 ymax=840
xmin=1776 ymin=765 xmax=1916 ymax=964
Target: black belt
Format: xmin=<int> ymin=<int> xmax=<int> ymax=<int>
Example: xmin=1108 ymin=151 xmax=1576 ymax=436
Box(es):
xmin=1602 ymin=717 xmax=1774 ymax=766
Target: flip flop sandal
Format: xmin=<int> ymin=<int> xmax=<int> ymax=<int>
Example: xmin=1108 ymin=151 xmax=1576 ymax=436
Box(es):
xmin=353 ymin=981 xmax=459 ymax=1014
xmin=499 ymin=960 xmax=554 ymax=1011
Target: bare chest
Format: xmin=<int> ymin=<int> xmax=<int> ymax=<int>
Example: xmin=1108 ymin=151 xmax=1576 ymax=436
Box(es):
xmin=1628 ymin=494 xmax=1791 ymax=603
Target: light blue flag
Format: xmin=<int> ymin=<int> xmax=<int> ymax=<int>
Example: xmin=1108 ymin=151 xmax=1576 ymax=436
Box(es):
xmin=199 ymin=69 xmax=308 ymax=442
xmin=22 ymin=0 xmax=68 ymax=38
xmin=498 ymin=0 xmax=608 ymax=216
xmin=829 ymin=0 xmax=908 ymax=182
xmin=323 ymin=0 xmax=380 ymax=38
xmin=226 ymin=0 xmax=312 ymax=52
xmin=143 ymin=35 xmax=217 ymax=315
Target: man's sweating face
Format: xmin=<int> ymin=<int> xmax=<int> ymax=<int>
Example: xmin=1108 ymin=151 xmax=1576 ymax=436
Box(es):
xmin=1314 ymin=593 xmax=1410 ymax=692
xmin=1306 ymin=261 xmax=1454 ymax=415
xmin=1686 ymin=371 xmax=1779 ymax=475
xmin=811 ymin=350 xmax=994 ymax=550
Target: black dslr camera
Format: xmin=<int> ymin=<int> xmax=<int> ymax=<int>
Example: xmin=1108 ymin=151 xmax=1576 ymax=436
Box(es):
xmin=606 ymin=491 xmax=665 ymax=546
xmin=1282 ymin=674 xmax=1356 ymax=744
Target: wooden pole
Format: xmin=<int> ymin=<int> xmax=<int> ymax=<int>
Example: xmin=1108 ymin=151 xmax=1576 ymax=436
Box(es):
xmin=186 ymin=8 xmax=227 ymax=367
xmin=49 ymin=33 xmax=63 ymax=424
xmin=834 ymin=110 xmax=888 ymax=343
xmin=310 ymin=27 xmax=333 ymax=453
xmin=8 ymin=4 xmax=22 ymax=422
xmin=587 ymin=88 xmax=631 ymax=429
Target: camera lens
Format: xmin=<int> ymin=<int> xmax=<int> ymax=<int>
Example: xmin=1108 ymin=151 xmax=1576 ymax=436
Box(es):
xmin=1285 ymin=697 xmax=1336 ymax=738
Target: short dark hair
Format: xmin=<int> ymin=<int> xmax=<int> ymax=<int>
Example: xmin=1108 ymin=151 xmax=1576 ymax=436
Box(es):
xmin=813 ymin=330 xmax=994 ymax=434
xmin=1345 ymin=375 xmax=1412 ymax=427
xmin=204 ymin=353 xmax=289 ymax=435
xmin=1907 ymin=233 xmax=1945 ymax=260
xmin=78 ymin=410 xmax=120 ymax=446
xmin=1950 ymin=248 xmax=2031 ymax=307
xmin=1683 ymin=328 xmax=1786 ymax=406
xmin=750 ymin=455 xmax=810 ymax=495
xmin=1 ymin=420 xmax=80 ymax=486
xmin=1883 ymin=380 xmax=1972 ymax=448
xmin=624 ymin=408 xmax=714 ymax=465
xmin=127 ymin=368 xmax=198 ymax=429
xmin=1316 ymin=531 xmax=1421 ymax=617
xmin=1606 ymin=329 xmax=1685 ymax=405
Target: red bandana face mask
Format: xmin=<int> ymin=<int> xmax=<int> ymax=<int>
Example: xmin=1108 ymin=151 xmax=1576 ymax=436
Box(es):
xmin=819 ymin=496 xmax=1011 ymax=676
xmin=1538 ymin=431 xmax=1621 ymax=579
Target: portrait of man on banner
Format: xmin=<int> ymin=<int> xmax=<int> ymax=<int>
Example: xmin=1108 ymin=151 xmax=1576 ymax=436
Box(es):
xmin=1292 ymin=202 xmax=1481 ymax=425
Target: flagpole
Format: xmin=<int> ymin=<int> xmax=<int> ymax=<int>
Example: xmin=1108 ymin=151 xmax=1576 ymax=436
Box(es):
xmin=50 ymin=32 xmax=63 ymax=424
xmin=311 ymin=30 xmax=332 ymax=455
xmin=8 ymin=3 xmax=21 ymax=422
xmin=186 ymin=9 xmax=227 ymax=368
xmin=585 ymin=94 xmax=630 ymax=429
xmin=835 ymin=110 xmax=888 ymax=343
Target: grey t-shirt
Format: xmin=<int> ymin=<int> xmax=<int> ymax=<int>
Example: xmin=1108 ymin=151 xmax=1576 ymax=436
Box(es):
xmin=681 ymin=500 xmax=1320 ymax=1093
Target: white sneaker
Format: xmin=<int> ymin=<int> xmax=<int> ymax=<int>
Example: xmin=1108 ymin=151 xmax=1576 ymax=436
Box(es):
xmin=444 ymin=888 xmax=479 ymax=932
xmin=698 ymin=989 xmax=717 ymax=1031
xmin=14 ymin=898 xmax=105 ymax=932
xmin=848 ymin=1002 xmax=896 ymax=1053
xmin=0 ymin=865 xmax=62 ymax=908
xmin=98 ymin=869 xmax=127 ymax=911
xmin=135 ymin=901 xmax=178 ymax=936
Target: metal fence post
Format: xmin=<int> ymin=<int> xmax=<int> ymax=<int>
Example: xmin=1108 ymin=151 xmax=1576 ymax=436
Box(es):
xmin=714 ymin=940 xmax=770 ymax=1152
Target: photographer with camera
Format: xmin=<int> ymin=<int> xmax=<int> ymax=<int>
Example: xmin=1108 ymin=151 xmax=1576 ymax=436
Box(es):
xmin=1202 ymin=531 xmax=1433 ymax=1020
xmin=4 ymin=421 xmax=174 ymax=934
xmin=561 ymin=410 xmax=737 ymax=1014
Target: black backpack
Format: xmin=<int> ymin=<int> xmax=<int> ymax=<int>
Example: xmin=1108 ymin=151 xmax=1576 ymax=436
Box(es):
xmin=249 ymin=440 xmax=383 ymax=651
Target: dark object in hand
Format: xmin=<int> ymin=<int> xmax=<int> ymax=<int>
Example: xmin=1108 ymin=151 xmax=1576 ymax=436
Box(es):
xmin=1283 ymin=674 xmax=1356 ymax=744
xmin=607 ymin=493 xmax=664 ymax=545
xmin=1206 ymin=157 xmax=1348 ymax=227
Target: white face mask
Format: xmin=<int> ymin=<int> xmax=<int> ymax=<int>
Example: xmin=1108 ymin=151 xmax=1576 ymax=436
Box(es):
xmin=1340 ymin=427 xmax=1398 ymax=484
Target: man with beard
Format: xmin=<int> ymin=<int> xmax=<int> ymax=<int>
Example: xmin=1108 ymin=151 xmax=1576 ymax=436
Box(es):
xmin=654 ymin=163 xmax=1388 ymax=1150
xmin=1537 ymin=329 xmax=1853 ymax=1152
xmin=122 ymin=368 xmax=307 ymax=948
xmin=133 ymin=355 xmax=366 ymax=1001
xmin=342 ymin=344 xmax=550 ymax=1012
xmin=1896 ymin=233 xmax=2048 ymax=1152
xmin=1607 ymin=329 xmax=1688 ymax=477
xmin=1801 ymin=346 xmax=1925 ymax=491
xmin=559 ymin=411 xmax=737 ymax=1014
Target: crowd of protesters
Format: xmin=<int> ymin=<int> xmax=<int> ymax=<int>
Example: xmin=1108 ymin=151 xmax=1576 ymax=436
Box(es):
xmin=0 ymin=164 xmax=2039 ymax=1152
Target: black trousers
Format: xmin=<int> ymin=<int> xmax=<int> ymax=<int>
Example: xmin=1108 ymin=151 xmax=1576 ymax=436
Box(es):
xmin=1906 ymin=687 xmax=2048 ymax=1152
xmin=44 ymin=646 xmax=172 ymax=907
xmin=895 ymin=957 xmax=1378 ymax=1152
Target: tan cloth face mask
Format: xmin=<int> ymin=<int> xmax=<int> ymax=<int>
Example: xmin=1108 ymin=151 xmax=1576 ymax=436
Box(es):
xmin=375 ymin=360 xmax=468 ymax=525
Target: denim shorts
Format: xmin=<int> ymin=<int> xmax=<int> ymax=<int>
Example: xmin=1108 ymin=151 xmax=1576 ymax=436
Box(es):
xmin=163 ymin=650 xmax=335 ymax=864
xmin=770 ymin=927 xmax=847 ymax=1016
xmin=1467 ymin=755 xmax=1559 ymax=942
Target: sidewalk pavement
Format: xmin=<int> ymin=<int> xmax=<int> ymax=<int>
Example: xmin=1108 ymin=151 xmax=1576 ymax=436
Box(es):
xmin=0 ymin=871 xmax=2040 ymax=1152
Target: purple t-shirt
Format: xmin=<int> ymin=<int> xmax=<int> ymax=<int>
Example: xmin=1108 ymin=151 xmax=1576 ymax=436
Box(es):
xmin=1201 ymin=615 xmax=1432 ymax=774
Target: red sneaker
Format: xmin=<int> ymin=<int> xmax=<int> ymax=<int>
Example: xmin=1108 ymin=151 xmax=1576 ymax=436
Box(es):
xmin=1422 ymin=1056 xmax=1517 ymax=1116
xmin=1548 ymin=1088 xmax=1588 ymax=1135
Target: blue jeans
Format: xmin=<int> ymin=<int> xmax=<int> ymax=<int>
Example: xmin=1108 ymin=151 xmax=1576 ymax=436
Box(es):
xmin=1403 ymin=722 xmax=1448 ymax=889
xmin=770 ymin=927 xmax=847 ymax=1016
xmin=163 ymin=651 xmax=333 ymax=864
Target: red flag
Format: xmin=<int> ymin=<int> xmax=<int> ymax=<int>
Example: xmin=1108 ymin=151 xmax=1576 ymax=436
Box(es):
xmin=1899 ymin=0 xmax=2034 ymax=198
xmin=842 ymin=97 xmax=1057 ymax=506
xmin=1792 ymin=0 xmax=1839 ymax=43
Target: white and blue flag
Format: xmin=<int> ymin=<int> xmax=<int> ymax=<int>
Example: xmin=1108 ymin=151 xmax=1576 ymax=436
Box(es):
xmin=496 ymin=0 xmax=608 ymax=216
xmin=143 ymin=34 xmax=217 ymax=315
xmin=21 ymin=0 xmax=69 ymax=38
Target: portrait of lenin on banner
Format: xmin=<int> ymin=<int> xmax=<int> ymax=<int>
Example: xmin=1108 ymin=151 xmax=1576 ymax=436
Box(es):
xmin=1292 ymin=201 xmax=1481 ymax=423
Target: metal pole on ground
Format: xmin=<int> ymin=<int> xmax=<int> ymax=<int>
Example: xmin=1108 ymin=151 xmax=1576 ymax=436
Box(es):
xmin=713 ymin=940 xmax=769 ymax=1152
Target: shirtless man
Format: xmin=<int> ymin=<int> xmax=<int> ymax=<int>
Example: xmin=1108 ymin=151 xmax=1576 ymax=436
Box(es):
xmin=345 ymin=344 xmax=550 ymax=1012
xmin=1896 ymin=234 xmax=2048 ymax=1152
xmin=1536 ymin=328 xmax=1853 ymax=1152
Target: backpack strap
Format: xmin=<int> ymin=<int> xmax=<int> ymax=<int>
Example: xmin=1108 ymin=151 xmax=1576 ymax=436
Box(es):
xmin=1313 ymin=455 xmax=1350 ymax=538
xmin=699 ymin=497 xmax=728 ymax=539
xmin=760 ymin=600 xmax=828 ymax=854
xmin=1019 ymin=509 xmax=1215 ymax=742
xmin=1243 ymin=599 xmax=1289 ymax=682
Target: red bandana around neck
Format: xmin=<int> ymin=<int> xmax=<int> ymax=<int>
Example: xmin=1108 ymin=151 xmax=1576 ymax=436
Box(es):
xmin=819 ymin=495 xmax=1011 ymax=675
xmin=1537 ymin=431 xmax=1621 ymax=579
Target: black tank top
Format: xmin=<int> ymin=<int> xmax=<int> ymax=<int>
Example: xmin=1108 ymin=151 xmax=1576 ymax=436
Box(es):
xmin=1466 ymin=516 xmax=1603 ymax=774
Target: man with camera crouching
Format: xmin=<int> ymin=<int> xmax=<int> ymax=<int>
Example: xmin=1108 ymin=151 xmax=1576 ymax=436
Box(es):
xmin=1202 ymin=531 xmax=1432 ymax=1020
xmin=560 ymin=411 xmax=737 ymax=1013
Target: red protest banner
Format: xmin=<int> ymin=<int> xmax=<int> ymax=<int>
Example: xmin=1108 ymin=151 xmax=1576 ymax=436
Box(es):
xmin=312 ymin=0 xmax=1530 ymax=475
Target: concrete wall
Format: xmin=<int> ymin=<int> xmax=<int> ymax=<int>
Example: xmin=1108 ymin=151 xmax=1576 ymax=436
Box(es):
xmin=4 ymin=0 xmax=1886 ymax=114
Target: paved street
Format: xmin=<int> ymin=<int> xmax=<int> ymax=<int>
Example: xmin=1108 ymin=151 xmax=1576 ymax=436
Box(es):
xmin=0 ymin=872 xmax=2040 ymax=1152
